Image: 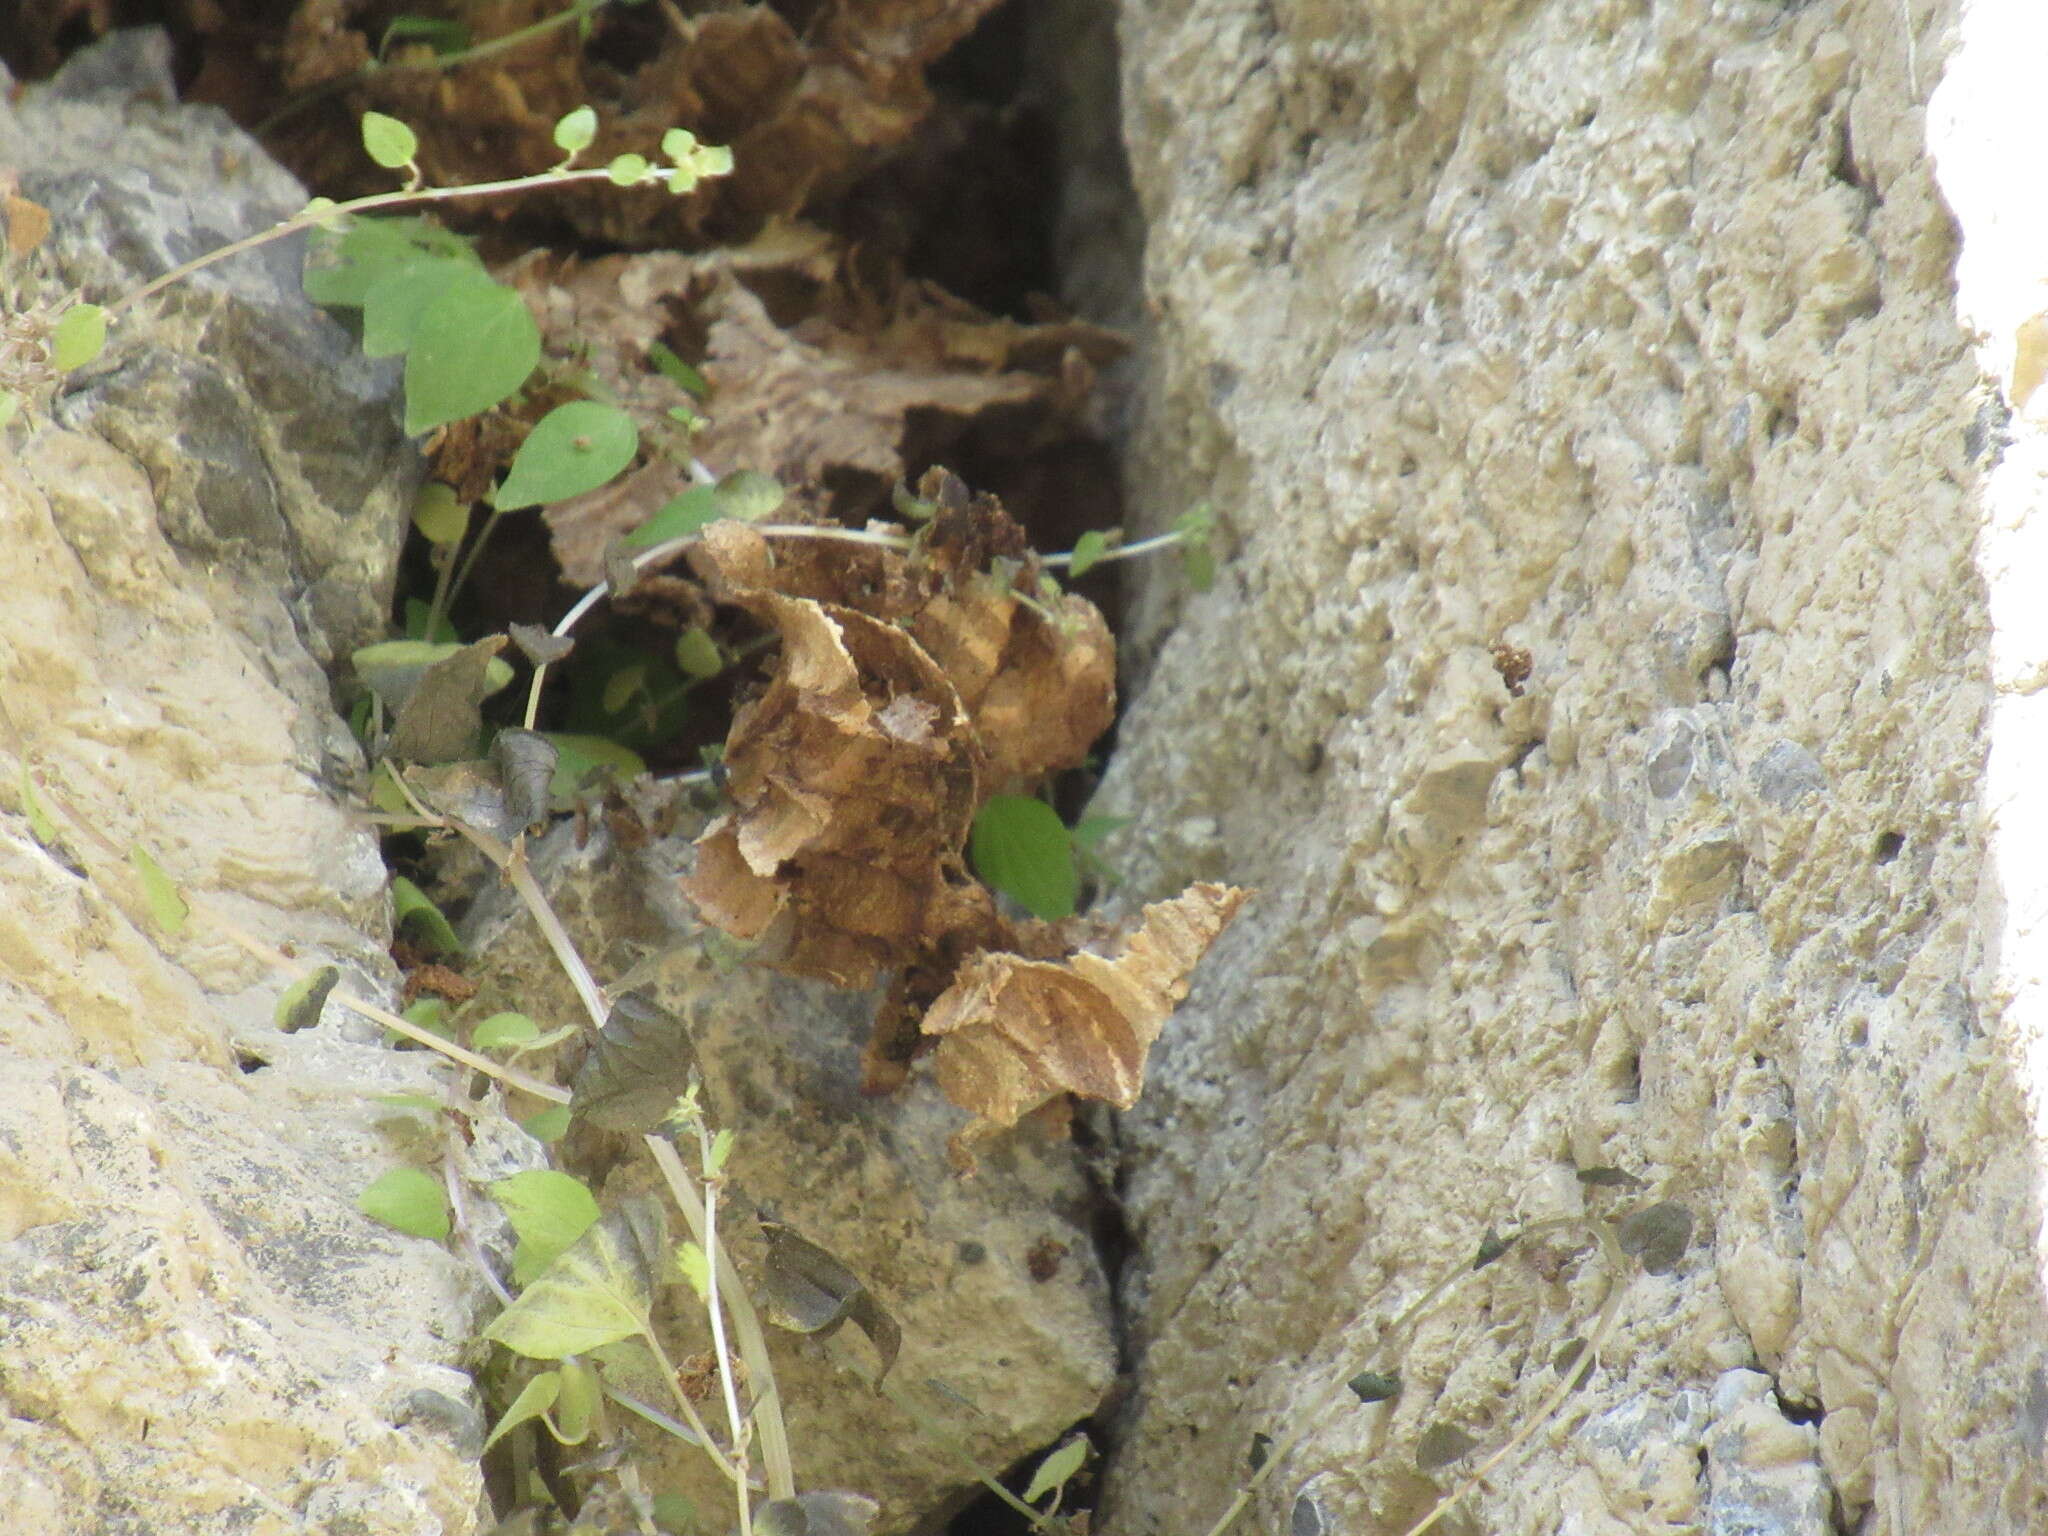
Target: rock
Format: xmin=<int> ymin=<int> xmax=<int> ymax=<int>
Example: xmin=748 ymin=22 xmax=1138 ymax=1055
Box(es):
xmin=0 ymin=33 xmax=478 ymax=1536
xmin=1081 ymin=1 xmax=2048 ymax=1533
xmin=453 ymin=810 xmax=1117 ymax=1534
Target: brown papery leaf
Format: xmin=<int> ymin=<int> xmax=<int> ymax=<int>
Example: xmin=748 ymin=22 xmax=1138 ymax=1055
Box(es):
xmin=922 ymin=884 xmax=1251 ymax=1141
xmin=679 ymin=588 xmax=984 ymax=987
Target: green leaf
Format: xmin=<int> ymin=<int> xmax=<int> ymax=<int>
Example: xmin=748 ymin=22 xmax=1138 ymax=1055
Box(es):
xmin=713 ymin=468 xmax=785 ymax=522
xmin=1346 ymin=1371 xmax=1401 ymax=1404
xmin=411 ymin=482 xmax=468 ymax=545
xmin=553 ymin=106 xmax=598 ymax=154
xmin=490 ymin=1169 xmax=603 ymax=1286
xmin=386 ymin=635 xmax=513 ymax=765
xmin=606 ymin=153 xmax=649 ymax=186
xmin=51 ymin=303 xmax=107 ymax=372
xmin=694 ymin=144 xmax=735 ymax=178
xmin=673 ymin=627 xmax=723 ymax=680
xmin=646 ymin=340 xmax=708 ymax=398
xmin=303 ymin=217 xmax=477 ymax=308
xmin=482 ymin=1370 xmax=559 ymax=1452
xmin=1175 ymin=506 xmax=1216 ymax=592
xmin=399 ymin=997 xmax=453 ymax=1042
xmin=1024 ymin=1436 xmax=1090 ymax=1503
xmin=361 ymin=258 xmax=485 ymax=359
xmin=521 ymin=1104 xmax=573 ymax=1143
xmin=570 ymin=992 xmax=701 ymax=1134
xmin=674 ymin=1240 xmax=710 ymax=1301
xmin=391 ymin=874 xmax=463 ymax=956
xmin=537 ymin=733 xmax=646 ymax=811
xmin=18 ymin=769 xmax=58 ymax=847
xmin=621 ymin=485 xmax=719 ymax=548
xmin=1616 ymin=1201 xmax=1693 ymax=1275
xmin=661 ymin=128 xmax=699 ymax=162
xmin=1067 ymin=530 xmax=1112 ymax=578
xmin=402 ymin=279 xmax=540 ymax=436
xmin=492 ymin=401 xmax=639 ymax=510
xmin=551 ymin=1355 xmax=600 ymax=1445
xmin=601 ymin=664 xmax=645 ymax=717
xmin=353 ymin=638 xmax=513 ymax=716
xmin=358 ymin=1167 xmax=449 ymax=1240
xmin=1415 ymin=1421 xmax=1479 ymax=1471
xmin=484 ymin=1204 xmax=658 ymax=1360
xmin=473 ymin=1011 xmax=538 ymax=1050
xmin=361 ymin=111 xmax=420 ymax=170
xmin=969 ymin=795 xmax=1077 ymax=921
xmin=128 ymin=845 xmax=189 ymax=935
xmin=705 ymin=1126 xmax=735 ymax=1176
xmin=274 ymin=965 xmax=340 ymax=1032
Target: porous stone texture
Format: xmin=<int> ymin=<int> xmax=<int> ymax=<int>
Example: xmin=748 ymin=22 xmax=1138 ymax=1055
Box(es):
xmin=453 ymin=813 xmax=1117 ymax=1534
xmin=0 ymin=35 xmax=479 ymax=1536
xmin=1087 ymin=1 xmax=2048 ymax=1533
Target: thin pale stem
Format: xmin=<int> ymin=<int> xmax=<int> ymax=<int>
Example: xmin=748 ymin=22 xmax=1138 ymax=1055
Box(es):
xmin=639 ymin=1323 xmax=744 ymax=1486
xmin=698 ymin=1131 xmax=754 ymax=1536
xmin=1040 ymin=529 xmax=1184 ymax=570
xmin=108 ymin=164 xmax=667 ymax=319
xmin=644 ymin=1135 xmax=796 ymax=1501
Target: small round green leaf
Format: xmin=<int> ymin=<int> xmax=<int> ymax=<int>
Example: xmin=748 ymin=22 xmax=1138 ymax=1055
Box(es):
xmin=521 ymin=1104 xmax=573 ymax=1143
xmin=402 ymin=280 xmax=541 ymax=436
xmin=969 ymin=796 xmax=1078 ymax=921
xmin=358 ymin=1167 xmax=449 ymax=1240
xmin=1024 ymin=1437 xmax=1090 ymax=1504
xmin=606 ymin=153 xmax=650 ymax=187
xmin=51 ymin=303 xmax=107 ymax=372
xmin=1067 ymin=530 xmax=1112 ymax=578
xmin=492 ymin=401 xmax=639 ymax=510
xmin=362 ymin=258 xmax=483 ymax=358
xmin=361 ymin=111 xmax=420 ymax=170
xmin=695 ymin=144 xmax=735 ymax=178
xmin=473 ymin=1011 xmax=539 ymax=1051
xmin=674 ymin=627 xmax=723 ymax=679
xmin=713 ymin=468 xmax=785 ymax=522
xmin=553 ymin=106 xmax=598 ymax=154
xmin=411 ymin=483 xmax=468 ymax=545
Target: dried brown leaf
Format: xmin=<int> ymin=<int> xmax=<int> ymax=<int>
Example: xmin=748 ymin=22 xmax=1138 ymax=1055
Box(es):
xmin=922 ymin=884 xmax=1251 ymax=1135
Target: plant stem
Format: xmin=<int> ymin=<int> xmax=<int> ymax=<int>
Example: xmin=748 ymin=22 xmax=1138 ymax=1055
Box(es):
xmin=645 ymin=1135 xmax=797 ymax=1501
xmin=697 ymin=1125 xmax=754 ymax=1536
xmin=1040 ymin=529 xmax=1184 ymax=570
xmin=106 ymin=164 xmax=668 ymax=320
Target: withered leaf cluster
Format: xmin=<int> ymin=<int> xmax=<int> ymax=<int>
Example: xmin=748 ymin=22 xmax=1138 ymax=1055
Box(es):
xmin=502 ymin=237 xmax=1124 ymax=591
xmin=671 ymin=471 xmax=1247 ymax=1155
xmin=148 ymin=0 xmax=1010 ymax=251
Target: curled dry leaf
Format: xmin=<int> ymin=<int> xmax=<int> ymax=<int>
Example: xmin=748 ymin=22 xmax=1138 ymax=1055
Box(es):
xmin=921 ymin=883 xmax=1251 ymax=1157
xmin=680 ymin=585 xmax=985 ymax=988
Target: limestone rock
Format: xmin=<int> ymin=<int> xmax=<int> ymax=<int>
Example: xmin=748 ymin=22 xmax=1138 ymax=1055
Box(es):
xmin=454 ymin=813 xmax=1118 ymax=1534
xmin=1084 ymin=1 xmax=2048 ymax=1533
xmin=0 ymin=34 xmax=478 ymax=1536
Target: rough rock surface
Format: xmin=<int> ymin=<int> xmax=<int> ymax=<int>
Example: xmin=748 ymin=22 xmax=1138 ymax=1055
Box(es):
xmin=0 ymin=35 xmax=479 ymax=1536
xmin=1088 ymin=1 xmax=2048 ymax=1534
xmin=453 ymin=811 xmax=1117 ymax=1534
